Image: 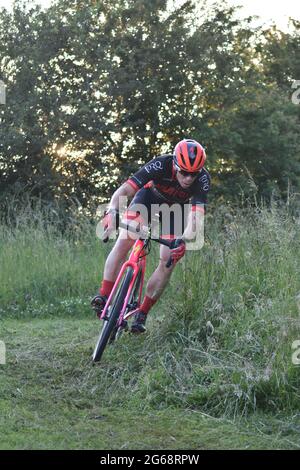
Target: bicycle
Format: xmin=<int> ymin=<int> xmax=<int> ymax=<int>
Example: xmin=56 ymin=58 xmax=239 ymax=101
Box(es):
xmin=92 ymin=221 xmax=177 ymax=363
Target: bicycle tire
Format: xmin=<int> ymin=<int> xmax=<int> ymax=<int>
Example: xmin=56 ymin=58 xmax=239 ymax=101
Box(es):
xmin=129 ymin=268 xmax=142 ymax=311
xmin=109 ymin=267 xmax=143 ymax=342
xmin=92 ymin=268 xmax=133 ymax=363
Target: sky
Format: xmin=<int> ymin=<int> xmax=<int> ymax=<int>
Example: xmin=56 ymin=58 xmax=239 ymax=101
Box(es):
xmin=227 ymin=0 xmax=300 ymax=31
xmin=0 ymin=0 xmax=299 ymax=31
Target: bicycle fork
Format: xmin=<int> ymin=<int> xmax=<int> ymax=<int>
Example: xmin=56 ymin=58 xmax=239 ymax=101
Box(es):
xmin=100 ymin=239 xmax=146 ymax=328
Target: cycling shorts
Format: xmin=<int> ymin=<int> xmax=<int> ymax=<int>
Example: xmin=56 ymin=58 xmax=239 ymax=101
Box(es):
xmin=122 ymin=187 xmax=189 ymax=239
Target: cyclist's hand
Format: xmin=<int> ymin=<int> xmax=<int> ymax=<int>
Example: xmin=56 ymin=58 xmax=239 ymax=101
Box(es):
xmin=167 ymin=238 xmax=186 ymax=267
xmin=102 ymin=209 xmax=119 ymax=242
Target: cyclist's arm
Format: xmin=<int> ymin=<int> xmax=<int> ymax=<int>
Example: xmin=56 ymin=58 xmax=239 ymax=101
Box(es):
xmin=125 ymin=156 xmax=167 ymax=191
xmin=107 ymin=155 xmax=166 ymax=212
xmin=108 ymin=182 xmax=138 ymax=211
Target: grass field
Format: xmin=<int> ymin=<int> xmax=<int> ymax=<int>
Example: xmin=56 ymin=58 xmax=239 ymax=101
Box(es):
xmin=1 ymin=317 xmax=300 ymax=450
xmin=0 ymin=200 xmax=300 ymax=449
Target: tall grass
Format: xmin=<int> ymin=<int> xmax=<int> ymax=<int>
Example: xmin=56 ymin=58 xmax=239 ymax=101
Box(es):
xmin=0 ymin=199 xmax=107 ymax=316
xmin=0 ymin=198 xmax=300 ymax=418
xmin=135 ymin=202 xmax=300 ymax=416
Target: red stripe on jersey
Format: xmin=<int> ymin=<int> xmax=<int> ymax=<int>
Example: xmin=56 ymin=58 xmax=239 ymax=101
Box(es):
xmin=126 ymin=178 xmax=140 ymax=190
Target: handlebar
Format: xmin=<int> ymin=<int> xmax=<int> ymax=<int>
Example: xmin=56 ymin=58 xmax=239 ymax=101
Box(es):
xmin=103 ymin=220 xmax=175 ymax=268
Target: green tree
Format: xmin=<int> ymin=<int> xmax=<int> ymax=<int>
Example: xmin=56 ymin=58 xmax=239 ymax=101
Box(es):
xmin=1 ymin=0 xmax=299 ymax=212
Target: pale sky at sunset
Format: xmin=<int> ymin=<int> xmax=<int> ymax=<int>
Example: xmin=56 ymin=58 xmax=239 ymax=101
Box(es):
xmin=0 ymin=0 xmax=299 ymax=31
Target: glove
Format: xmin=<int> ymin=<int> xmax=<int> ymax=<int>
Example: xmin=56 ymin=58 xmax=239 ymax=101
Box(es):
xmin=101 ymin=209 xmax=119 ymax=241
xmin=169 ymin=238 xmax=186 ymax=264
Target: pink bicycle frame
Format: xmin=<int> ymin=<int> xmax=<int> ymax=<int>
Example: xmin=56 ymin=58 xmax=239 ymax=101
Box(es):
xmin=100 ymin=238 xmax=147 ymax=326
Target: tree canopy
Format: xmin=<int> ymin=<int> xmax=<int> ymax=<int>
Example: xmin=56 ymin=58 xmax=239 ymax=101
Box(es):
xmin=0 ymin=0 xmax=299 ymax=212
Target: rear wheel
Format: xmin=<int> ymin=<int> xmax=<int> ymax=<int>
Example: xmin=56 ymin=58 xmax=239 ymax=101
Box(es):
xmin=92 ymin=268 xmax=133 ymax=363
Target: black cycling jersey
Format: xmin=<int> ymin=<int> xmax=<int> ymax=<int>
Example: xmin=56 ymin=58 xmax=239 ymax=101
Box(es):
xmin=127 ymin=154 xmax=210 ymax=209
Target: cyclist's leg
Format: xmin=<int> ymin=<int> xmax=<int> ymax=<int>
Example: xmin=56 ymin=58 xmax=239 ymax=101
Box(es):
xmin=130 ymin=241 xmax=176 ymax=332
xmin=135 ymin=204 xmax=184 ymax=317
xmin=131 ymin=242 xmax=176 ymax=333
xmin=97 ymin=189 xmax=151 ymax=299
xmin=143 ymin=202 xmax=184 ymax=303
xmin=145 ymin=241 xmax=176 ymax=300
xmin=92 ymin=231 xmax=136 ymax=315
xmin=102 ymin=231 xmax=135 ymax=282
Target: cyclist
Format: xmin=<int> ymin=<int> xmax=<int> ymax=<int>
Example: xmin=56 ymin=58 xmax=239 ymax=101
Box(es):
xmin=91 ymin=138 xmax=211 ymax=333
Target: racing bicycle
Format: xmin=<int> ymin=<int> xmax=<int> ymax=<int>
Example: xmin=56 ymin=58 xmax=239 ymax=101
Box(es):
xmin=92 ymin=221 xmax=177 ymax=363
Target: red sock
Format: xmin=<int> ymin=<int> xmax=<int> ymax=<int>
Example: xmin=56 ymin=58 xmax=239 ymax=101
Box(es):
xmin=140 ymin=295 xmax=157 ymax=315
xmin=100 ymin=280 xmax=115 ymax=298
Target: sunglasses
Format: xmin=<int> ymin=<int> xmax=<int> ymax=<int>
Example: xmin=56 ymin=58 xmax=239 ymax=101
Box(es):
xmin=174 ymin=162 xmax=200 ymax=177
xmin=177 ymin=168 xmax=200 ymax=178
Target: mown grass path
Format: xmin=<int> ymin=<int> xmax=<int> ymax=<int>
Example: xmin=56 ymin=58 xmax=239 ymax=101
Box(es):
xmin=1 ymin=318 xmax=299 ymax=450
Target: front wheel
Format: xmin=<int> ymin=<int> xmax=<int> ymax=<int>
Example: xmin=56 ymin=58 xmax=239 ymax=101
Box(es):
xmin=92 ymin=268 xmax=133 ymax=363
xmin=111 ymin=267 xmax=143 ymax=341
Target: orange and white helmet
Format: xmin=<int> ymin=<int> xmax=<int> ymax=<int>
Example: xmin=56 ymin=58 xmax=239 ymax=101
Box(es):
xmin=173 ymin=139 xmax=206 ymax=173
